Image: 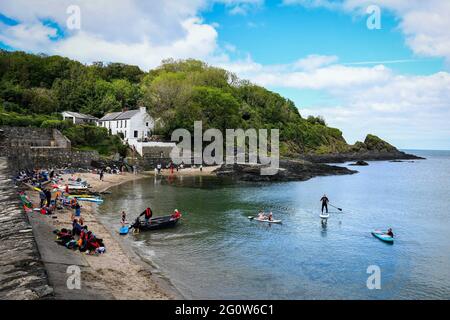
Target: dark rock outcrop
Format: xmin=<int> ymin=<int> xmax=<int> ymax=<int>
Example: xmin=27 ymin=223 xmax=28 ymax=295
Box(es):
xmin=300 ymin=134 xmax=424 ymax=163
xmin=214 ymin=159 xmax=357 ymax=182
xmin=349 ymin=160 xmax=369 ymax=166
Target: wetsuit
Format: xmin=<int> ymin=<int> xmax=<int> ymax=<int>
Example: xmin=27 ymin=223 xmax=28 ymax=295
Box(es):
xmin=320 ymin=196 xmax=329 ymax=213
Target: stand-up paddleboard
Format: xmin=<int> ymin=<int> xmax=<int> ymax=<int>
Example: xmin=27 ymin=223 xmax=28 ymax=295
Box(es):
xmin=320 ymin=213 xmax=330 ymax=219
xmin=372 ymin=230 xmax=394 ymax=243
xmin=248 ymin=216 xmax=282 ymax=224
xmin=119 ymin=225 xmax=129 ymax=235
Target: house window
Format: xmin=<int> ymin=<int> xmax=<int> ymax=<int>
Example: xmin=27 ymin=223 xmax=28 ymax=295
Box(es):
xmin=125 ymin=120 xmax=127 ymax=128
xmin=146 ymin=122 xmax=149 ymax=127
xmin=134 ymin=130 xmax=138 ymax=138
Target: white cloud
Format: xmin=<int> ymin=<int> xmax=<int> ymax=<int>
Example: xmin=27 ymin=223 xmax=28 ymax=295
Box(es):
xmin=283 ymin=0 xmax=450 ymax=63
xmin=293 ymin=54 xmax=339 ymax=71
xmin=0 ymin=0 xmax=218 ymax=70
xmin=215 ymin=54 xmax=450 ymax=149
xmin=217 ymin=0 xmax=264 ymax=15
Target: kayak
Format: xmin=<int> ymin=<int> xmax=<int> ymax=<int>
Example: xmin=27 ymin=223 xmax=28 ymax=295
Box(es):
xmin=372 ymin=231 xmax=394 ymax=243
xmin=248 ymin=216 xmax=282 ymax=224
xmin=67 ymin=194 xmax=96 ymax=198
xmin=54 ymin=185 xmax=89 ymax=190
xmin=119 ymin=225 xmax=129 ymax=235
xmin=76 ymin=197 xmax=103 ymax=203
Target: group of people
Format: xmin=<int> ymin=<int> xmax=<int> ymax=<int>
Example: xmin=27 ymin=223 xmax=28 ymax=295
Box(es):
xmin=55 ymin=218 xmax=105 ymax=254
xmin=257 ymin=210 xmax=273 ymax=221
xmin=15 ymin=168 xmax=58 ymax=187
xmin=319 ymin=194 xmax=394 ymax=237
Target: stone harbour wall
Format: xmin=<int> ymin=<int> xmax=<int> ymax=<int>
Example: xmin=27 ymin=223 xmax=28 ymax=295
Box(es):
xmin=0 ymin=157 xmax=53 ymax=299
xmin=0 ymin=126 xmax=98 ymax=170
xmin=5 ymin=147 xmax=99 ymax=170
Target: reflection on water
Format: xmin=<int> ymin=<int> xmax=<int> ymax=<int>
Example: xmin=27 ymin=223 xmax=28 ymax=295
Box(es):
xmin=98 ymin=151 xmax=450 ymax=299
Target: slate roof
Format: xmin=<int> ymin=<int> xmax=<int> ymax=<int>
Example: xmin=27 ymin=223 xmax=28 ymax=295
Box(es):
xmin=62 ymin=111 xmax=98 ymax=120
xmin=99 ymin=109 xmax=141 ymax=121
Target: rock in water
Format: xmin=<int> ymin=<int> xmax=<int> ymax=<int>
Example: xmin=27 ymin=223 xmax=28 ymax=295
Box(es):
xmin=350 ymin=160 xmax=369 ymax=166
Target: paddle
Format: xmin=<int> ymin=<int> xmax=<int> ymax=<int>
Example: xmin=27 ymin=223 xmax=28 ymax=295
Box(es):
xmin=329 ymin=203 xmax=343 ymax=211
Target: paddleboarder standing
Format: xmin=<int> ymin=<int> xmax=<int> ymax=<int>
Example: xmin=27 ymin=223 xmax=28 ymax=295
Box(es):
xmin=320 ymin=194 xmax=329 ymax=213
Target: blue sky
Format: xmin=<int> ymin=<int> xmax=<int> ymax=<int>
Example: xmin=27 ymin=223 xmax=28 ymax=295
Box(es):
xmin=0 ymin=0 xmax=449 ymax=149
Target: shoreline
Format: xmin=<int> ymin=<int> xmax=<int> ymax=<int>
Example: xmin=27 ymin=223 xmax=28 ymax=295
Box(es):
xmin=25 ymin=172 xmax=179 ymax=300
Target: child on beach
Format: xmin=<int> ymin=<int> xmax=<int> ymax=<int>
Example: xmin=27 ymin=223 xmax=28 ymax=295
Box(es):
xmin=121 ymin=211 xmax=127 ymax=225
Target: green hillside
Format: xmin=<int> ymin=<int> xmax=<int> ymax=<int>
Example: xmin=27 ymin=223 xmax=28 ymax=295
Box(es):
xmin=0 ymin=50 xmax=354 ymax=155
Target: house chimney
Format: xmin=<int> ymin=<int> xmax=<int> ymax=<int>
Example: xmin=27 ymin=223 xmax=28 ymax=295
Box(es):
xmin=140 ymin=106 xmax=146 ymax=113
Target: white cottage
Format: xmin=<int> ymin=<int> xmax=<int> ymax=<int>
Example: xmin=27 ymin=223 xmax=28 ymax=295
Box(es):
xmin=98 ymin=107 xmax=154 ymax=142
xmin=61 ymin=111 xmax=98 ymax=124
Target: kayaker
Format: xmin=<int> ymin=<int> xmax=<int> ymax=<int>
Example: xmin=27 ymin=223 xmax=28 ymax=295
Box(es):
xmin=139 ymin=207 xmax=153 ymax=225
xmin=320 ymin=194 xmax=329 ymax=213
xmin=385 ymin=228 xmax=394 ymax=237
xmin=268 ymin=212 xmax=273 ymax=221
xmin=257 ymin=209 xmax=265 ymax=220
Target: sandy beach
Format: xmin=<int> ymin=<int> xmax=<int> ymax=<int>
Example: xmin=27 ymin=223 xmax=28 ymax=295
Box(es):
xmin=26 ymin=171 xmax=176 ymax=300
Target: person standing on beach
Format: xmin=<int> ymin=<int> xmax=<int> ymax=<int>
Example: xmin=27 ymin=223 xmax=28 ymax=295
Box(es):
xmin=73 ymin=203 xmax=81 ymax=220
xmin=320 ymin=194 xmax=329 ymax=213
xmin=39 ymin=190 xmax=46 ymax=208
xmin=44 ymin=189 xmax=52 ymax=207
xmin=99 ymin=169 xmax=104 ymax=181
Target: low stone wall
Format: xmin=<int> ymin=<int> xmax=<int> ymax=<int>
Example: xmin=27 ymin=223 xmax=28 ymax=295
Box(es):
xmin=0 ymin=126 xmax=98 ymax=170
xmin=5 ymin=147 xmax=99 ymax=170
xmin=0 ymin=126 xmax=55 ymax=148
xmin=0 ymin=157 xmax=53 ymax=299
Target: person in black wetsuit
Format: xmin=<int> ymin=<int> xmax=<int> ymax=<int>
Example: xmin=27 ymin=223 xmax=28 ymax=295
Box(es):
xmin=320 ymin=194 xmax=329 ymax=213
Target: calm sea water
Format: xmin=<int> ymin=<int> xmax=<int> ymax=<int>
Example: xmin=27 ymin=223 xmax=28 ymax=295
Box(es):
xmin=98 ymin=150 xmax=450 ymax=299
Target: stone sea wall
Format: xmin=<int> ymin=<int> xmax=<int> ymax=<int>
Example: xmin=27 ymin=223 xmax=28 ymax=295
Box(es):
xmin=0 ymin=126 xmax=98 ymax=170
xmin=0 ymin=157 xmax=53 ymax=299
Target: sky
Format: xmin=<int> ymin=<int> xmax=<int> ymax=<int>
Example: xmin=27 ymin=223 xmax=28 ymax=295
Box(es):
xmin=1 ymin=0 xmax=449 ymax=150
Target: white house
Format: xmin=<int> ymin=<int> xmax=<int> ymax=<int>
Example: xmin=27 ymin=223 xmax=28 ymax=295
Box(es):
xmin=98 ymin=107 xmax=155 ymax=142
xmin=62 ymin=111 xmax=98 ymax=124
xmin=98 ymin=107 xmax=176 ymax=157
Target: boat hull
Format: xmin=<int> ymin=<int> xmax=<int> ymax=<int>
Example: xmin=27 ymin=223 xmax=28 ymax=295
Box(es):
xmin=133 ymin=215 xmax=181 ymax=231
